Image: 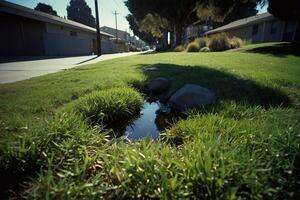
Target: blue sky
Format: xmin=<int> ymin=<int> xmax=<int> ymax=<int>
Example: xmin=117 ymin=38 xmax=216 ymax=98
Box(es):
xmin=7 ymin=0 xmax=268 ymax=32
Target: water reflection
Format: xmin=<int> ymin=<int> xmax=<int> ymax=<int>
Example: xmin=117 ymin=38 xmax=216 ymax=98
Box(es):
xmin=125 ymin=101 xmax=160 ymax=140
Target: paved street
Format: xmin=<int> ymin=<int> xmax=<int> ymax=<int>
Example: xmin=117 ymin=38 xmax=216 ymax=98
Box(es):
xmin=0 ymin=51 xmax=143 ymax=84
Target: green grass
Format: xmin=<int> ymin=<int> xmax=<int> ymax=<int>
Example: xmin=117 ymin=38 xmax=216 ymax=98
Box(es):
xmin=72 ymin=87 xmax=143 ymax=125
xmin=0 ymin=42 xmax=300 ymax=199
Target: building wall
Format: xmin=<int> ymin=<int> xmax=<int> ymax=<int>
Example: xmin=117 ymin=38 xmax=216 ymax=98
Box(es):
xmin=228 ymin=23 xmax=263 ymax=43
xmin=0 ymin=12 xmax=45 ymax=57
xmin=224 ymin=19 xmax=295 ymax=43
xmin=44 ymin=23 xmax=95 ymax=56
xmin=263 ymin=20 xmax=285 ymax=42
xmin=0 ymin=12 xmax=120 ymax=57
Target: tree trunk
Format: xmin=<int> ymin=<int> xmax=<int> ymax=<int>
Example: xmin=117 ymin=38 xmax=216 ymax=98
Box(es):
xmin=294 ymin=14 xmax=300 ymax=41
xmin=170 ymin=27 xmax=175 ymax=48
xmin=175 ymin=22 xmax=183 ymax=46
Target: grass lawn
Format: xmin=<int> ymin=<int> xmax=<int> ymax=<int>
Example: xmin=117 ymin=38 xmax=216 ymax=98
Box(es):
xmin=0 ymin=42 xmax=300 ymax=199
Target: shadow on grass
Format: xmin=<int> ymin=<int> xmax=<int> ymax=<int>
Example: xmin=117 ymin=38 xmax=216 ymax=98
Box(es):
xmin=243 ymin=42 xmax=300 ymax=57
xmin=137 ymin=63 xmax=290 ymax=108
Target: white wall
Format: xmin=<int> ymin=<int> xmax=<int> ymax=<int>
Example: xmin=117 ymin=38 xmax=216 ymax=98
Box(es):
xmin=44 ymin=23 xmax=95 ymax=56
xmin=44 ymin=32 xmax=94 ymax=56
xmin=226 ymin=19 xmax=294 ymax=43
xmin=44 ymin=23 xmax=127 ymax=56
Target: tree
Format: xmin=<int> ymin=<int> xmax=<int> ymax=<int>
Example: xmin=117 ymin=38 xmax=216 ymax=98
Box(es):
xmin=210 ymin=1 xmax=259 ymax=29
xmin=67 ymin=0 xmax=96 ymax=28
xmin=267 ymin=0 xmax=300 ymax=41
xmin=223 ymin=1 xmax=258 ymax=25
xmin=126 ymin=14 xmax=156 ymax=44
xmin=34 ymin=3 xmax=58 ymax=16
xmin=125 ymin=0 xmax=198 ymax=46
xmin=125 ymin=0 xmax=264 ymax=46
xmin=267 ymin=0 xmax=299 ymax=20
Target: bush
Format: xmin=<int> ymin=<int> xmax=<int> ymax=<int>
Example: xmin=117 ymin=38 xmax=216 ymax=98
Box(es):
xmin=195 ymin=37 xmax=209 ymax=49
xmin=186 ymin=41 xmax=200 ymax=52
xmin=242 ymin=39 xmax=252 ymax=46
xmin=209 ymin=33 xmax=231 ymax=51
xmin=230 ymin=37 xmax=243 ymax=48
xmin=74 ymin=87 xmax=143 ymax=125
xmin=174 ymin=45 xmax=186 ymax=52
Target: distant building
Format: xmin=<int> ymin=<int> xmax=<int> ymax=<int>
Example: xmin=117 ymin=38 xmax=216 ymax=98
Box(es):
xmin=0 ymin=1 xmax=114 ymax=57
xmin=100 ymin=26 xmax=131 ymax=42
xmin=100 ymin=26 xmax=145 ymax=48
xmin=205 ymin=12 xmax=298 ymax=43
xmin=184 ymin=21 xmax=213 ymax=43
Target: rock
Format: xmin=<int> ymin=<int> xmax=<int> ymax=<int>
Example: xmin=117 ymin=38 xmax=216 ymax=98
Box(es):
xmin=169 ymin=84 xmax=216 ymax=111
xmin=148 ymin=77 xmax=170 ymax=94
xmin=142 ymin=65 xmax=158 ymax=71
xmin=199 ymin=47 xmax=211 ymax=52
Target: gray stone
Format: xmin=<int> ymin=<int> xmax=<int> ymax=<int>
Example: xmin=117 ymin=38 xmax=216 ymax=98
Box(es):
xmin=148 ymin=77 xmax=170 ymax=94
xmin=199 ymin=47 xmax=211 ymax=52
xmin=169 ymin=84 xmax=216 ymax=111
xmin=142 ymin=65 xmax=158 ymax=71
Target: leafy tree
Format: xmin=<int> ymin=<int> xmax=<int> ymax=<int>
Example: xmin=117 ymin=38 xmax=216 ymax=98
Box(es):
xmin=139 ymin=13 xmax=169 ymax=39
xmin=268 ymin=0 xmax=299 ymax=20
xmin=223 ymin=1 xmax=258 ymax=25
xmin=125 ymin=0 xmax=198 ymax=46
xmin=267 ymin=0 xmax=300 ymax=41
xmin=34 ymin=3 xmax=58 ymax=16
xmin=67 ymin=0 xmax=96 ymax=28
xmin=125 ymin=0 xmax=264 ymax=45
xmin=126 ymin=14 xmax=156 ymax=44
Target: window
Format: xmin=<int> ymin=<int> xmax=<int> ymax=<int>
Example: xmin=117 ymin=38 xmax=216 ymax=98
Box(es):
xmin=70 ymin=31 xmax=77 ymax=37
xmin=252 ymin=24 xmax=258 ymax=35
xmin=270 ymin=21 xmax=277 ymax=34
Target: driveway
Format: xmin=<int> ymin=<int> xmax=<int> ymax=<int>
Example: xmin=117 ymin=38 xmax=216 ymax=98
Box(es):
xmin=0 ymin=51 xmax=144 ymax=84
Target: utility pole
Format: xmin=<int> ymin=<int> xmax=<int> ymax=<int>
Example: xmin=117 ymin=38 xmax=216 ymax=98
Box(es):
xmin=94 ymin=0 xmax=101 ymax=56
xmin=113 ymin=11 xmax=119 ymax=43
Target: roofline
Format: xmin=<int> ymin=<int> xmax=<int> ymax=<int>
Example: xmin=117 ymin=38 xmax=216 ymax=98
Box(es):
xmin=205 ymin=12 xmax=275 ymax=35
xmin=0 ymin=1 xmax=114 ymax=38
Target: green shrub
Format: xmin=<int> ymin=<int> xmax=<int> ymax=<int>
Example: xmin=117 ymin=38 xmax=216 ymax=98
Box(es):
xmin=174 ymin=45 xmax=186 ymax=52
xmin=74 ymin=87 xmax=143 ymax=125
xmin=195 ymin=37 xmax=209 ymax=49
xmin=209 ymin=33 xmax=231 ymax=51
xmin=186 ymin=41 xmax=200 ymax=52
xmin=230 ymin=37 xmax=243 ymax=48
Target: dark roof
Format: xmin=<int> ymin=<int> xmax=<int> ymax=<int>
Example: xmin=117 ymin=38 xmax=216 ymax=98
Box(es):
xmin=0 ymin=1 xmax=114 ymax=37
xmin=205 ymin=12 xmax=275 ymax=35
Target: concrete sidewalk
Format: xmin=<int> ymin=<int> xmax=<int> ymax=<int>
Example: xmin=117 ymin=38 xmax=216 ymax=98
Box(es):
xmin=0 ymin=51 xmax=143 ymax=84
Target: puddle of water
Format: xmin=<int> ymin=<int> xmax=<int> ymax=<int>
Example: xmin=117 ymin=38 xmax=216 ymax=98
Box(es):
xmin=123 ymin=100 xmax=176 ymax=140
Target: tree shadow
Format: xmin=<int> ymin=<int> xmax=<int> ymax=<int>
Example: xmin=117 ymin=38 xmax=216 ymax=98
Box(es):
xmin=137 ymin=63 xmax=290 ymax=108
xmin=243 ymin=42 xmax=300 ymax=57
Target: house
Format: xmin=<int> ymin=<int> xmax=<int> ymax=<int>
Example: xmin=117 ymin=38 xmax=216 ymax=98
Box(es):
xmin=100 ymin=26 xmax=145 ymax=48
xmin=205 ymin=12 xmax=298 ymax=43
xmin=0 ymin=1 xmax=114 ymax=57
xmin=184 ymin=21 xmax=213 ymax=43
xmin=100 ymin=26 xmax=131 ymax=43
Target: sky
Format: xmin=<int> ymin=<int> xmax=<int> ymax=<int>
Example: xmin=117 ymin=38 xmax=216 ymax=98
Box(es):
xmin=6 ymin=0 xmax=268 ymax=33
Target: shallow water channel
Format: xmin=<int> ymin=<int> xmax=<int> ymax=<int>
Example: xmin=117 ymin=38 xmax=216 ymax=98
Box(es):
xmin=111 ymin=99 xmax=179 ymax=141
xmin=125 ymin=101 xmax=161 ymax=140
